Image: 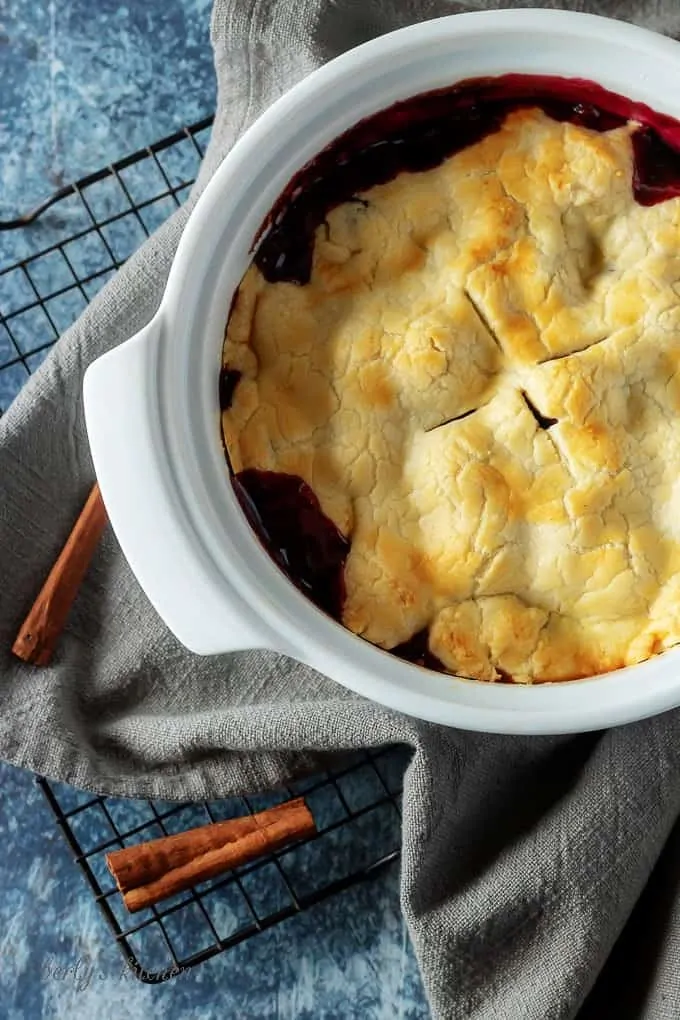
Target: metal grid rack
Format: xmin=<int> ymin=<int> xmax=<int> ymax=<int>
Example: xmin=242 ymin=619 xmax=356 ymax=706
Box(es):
xmin=38 ymin=747 xmax=407 ymax=982
xmin=0 ymin=116 xmax=214 ymax=413
xmin=0 ymin=119 xmax=408 ymax=982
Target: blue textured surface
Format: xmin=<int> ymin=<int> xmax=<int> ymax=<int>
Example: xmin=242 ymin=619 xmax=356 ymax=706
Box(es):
xmin=0 ymin=0 xmax=215 ymax=220
xmin=0 ymin=2 xmax=429 ymax=1016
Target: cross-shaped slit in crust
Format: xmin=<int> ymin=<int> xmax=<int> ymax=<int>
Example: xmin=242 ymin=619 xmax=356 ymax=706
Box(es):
xmin=423 ymin=405 xmax=478 ymax=433
xmin=463 ymin=287 xmax=504 ymax=352
xmin=537 ymin=334 xmax=611 ymax=365
xmin=521 ymin=391 xmax=558 ymax=430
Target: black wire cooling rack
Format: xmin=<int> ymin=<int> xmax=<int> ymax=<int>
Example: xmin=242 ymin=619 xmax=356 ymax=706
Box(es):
xmin=0 ymin=116 xmax=214 ymax=412
xmin=37 ymin=746 xmax=407 ymax=983
xmin=0 ymin=118 xmax=408 ymax=983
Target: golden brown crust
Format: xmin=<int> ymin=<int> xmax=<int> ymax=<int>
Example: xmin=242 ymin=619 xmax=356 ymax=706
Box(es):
xmin=221 ymin=108 xmax=680 ymax=682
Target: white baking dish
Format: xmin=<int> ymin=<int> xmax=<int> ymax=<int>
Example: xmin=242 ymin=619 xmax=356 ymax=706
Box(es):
xmin=83 ymin=9 xmax=680 ymax=734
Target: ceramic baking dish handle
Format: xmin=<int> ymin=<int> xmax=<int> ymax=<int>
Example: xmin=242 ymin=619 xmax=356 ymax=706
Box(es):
xmin=83 ymin=317 xmax=275 ymax=656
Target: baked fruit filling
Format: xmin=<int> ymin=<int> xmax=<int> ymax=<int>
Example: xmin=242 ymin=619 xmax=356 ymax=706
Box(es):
xmin=220 ymin=75 xmax=680 ymax=683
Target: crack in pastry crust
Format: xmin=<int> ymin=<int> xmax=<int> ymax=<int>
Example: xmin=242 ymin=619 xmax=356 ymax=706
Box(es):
xmin=221 ymin=106 xmax=680 ymax=683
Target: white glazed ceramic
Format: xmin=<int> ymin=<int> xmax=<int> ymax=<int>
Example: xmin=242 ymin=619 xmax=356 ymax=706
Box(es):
xmin=84 ymin=10 xmax=680 ymax=734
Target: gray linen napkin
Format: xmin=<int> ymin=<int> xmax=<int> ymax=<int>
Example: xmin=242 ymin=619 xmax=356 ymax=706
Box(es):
xmin=3 ymin=2 xmax=680 ymax=1016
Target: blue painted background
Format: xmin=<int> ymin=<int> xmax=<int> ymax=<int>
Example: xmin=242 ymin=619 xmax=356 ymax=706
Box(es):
xmin=0 ymin=0 xmax=215 ymax=218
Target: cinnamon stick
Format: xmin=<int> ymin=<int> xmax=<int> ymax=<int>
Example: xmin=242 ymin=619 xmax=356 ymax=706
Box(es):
xmin=12 ymin=483 xmax=107 ymax=666
xmin=106 ymin=798 xmax=315 ymax=913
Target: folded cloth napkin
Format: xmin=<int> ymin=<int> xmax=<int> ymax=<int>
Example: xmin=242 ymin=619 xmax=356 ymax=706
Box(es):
xmin=3 ymin=1 xmax=680 ymax=1016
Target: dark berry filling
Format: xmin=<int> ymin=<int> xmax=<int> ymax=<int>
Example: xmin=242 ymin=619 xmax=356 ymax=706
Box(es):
xmin=232 ymin=469 xmax=349 ymax=621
